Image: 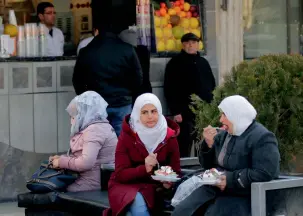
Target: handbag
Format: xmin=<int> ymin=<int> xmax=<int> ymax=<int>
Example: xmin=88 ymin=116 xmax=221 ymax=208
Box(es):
xmin=26 ymin=149 xmax=79 ymax=193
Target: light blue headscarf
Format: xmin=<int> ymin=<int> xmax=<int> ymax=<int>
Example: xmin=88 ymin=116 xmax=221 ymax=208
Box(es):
xmin=66 ymin=91 xmax=108 ymax=137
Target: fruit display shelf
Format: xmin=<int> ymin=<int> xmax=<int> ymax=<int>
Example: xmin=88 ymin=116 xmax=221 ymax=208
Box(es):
xmin=151 ymin=0 xmax=205 ymax=53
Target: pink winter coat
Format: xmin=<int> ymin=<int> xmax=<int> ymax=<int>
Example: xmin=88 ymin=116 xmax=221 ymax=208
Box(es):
xmin=59 ymin=121 xmax=117 ymax=192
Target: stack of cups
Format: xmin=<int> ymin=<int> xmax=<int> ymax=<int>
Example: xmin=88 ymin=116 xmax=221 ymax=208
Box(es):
xmin=31 ymin=23 xmax=39 ymax=57
xmin=17 ymin=26 xmax=25 ymax=57
xmin=39 ymin=24 xmax=47 ymax=57
xmin=24 ymin=23 xmax=39 ymax=57
xmin=24 ymin=23 xmax=32 ymax=57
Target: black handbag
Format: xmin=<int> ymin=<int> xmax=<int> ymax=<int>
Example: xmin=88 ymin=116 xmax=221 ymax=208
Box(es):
xmin=26 ymin=149 xmax=79 ymax=193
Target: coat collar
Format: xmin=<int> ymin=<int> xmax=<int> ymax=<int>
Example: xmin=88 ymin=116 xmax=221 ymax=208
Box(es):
xmin=180 ymin=49 xmax=200 ymax=58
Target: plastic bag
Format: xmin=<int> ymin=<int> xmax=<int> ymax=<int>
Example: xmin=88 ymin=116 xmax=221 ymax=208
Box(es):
xmin=171 ymin=175 xmax=204 ymax=207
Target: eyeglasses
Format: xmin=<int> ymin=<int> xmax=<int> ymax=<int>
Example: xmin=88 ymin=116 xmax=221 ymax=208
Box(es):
xmin=44 ymin=11 xmax=56 ymax=15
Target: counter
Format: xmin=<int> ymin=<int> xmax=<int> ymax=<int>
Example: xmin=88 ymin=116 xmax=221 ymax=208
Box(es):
xmin=0 ymin=57 xmax=77 ymax=155
xmin=0 ymin=56 xmax=172 ymax=155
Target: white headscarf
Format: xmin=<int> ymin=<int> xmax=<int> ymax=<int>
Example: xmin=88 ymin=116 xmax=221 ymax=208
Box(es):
xmin=66 ymin=91 xmax=109 ymax=137
xmin=130 ymin=93 xmax=168 ymax=153
xmin=218 ymin=95 xmax=257 ymax=136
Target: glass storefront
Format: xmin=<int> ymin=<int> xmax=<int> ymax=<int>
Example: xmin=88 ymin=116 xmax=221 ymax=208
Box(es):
xmin=243 ymin=0 xmax=301 ymax=59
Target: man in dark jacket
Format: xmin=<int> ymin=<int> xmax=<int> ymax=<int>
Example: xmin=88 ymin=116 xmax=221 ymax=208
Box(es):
xmin=133 ymin=45 xmax=152 ymax=104
xmin=73 ymin=31 xmax=142 ymax=136
xmin=164 ymin=33 xmax=216 ymax=157
xmin=118 ymin=28 xmax=152 ymax=104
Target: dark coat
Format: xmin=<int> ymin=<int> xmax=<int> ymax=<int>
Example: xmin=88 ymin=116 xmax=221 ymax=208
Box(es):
xmin=132 ymin=45 xmax=152 ymax=104
xmin=72 ymin=32 xmax=143 ymax=108
xmin=200 ymin=121 xmax=280 ymax=195
xmin=172 ymin=121 xmax=280 ymax=216
xmin=164 ymin=50 xmax=216 ymax=117
xmin=104 ymin=115 xmax=181 ymax=216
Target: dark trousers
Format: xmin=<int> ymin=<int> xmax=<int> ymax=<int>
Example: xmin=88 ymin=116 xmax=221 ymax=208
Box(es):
xmin=177 ymin=115 xmax=196 ymax=158
xmin=172 ymin=186 xmax=251 ymax=216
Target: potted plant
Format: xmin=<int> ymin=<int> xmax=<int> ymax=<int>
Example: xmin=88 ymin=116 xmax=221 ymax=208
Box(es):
xmin=191 ymin=54 xmax=303 ymax=173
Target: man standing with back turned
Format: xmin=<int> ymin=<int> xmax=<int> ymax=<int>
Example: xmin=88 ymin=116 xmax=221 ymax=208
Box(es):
xmin=72 ymin=26 xmax=142 ymax=137
xmin=164 ymin=33 xmax=216 ymax=157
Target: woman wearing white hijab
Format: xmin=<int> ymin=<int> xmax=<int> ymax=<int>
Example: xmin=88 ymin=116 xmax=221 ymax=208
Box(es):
xmin=104 ymin=93 xmax=181 ymax=216
xmin=172 ymin=95 xmax=280 ymax=216
xmin=49 ymin=91 xmax=117 ymax=192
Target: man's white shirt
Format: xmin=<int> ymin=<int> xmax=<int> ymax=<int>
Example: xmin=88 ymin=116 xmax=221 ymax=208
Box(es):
xmin=42 ymin=25 xmax=64 ymax=56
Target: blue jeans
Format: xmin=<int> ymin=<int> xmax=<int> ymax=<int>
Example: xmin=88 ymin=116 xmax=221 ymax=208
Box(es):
xmin=127 ymin=193 xmax=150 ymax=216
xmin=107 ymin=104 xmax=132 ymax=137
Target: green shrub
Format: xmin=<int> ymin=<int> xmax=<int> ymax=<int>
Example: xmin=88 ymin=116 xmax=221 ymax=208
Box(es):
xmin=191 ymin=54 xmax=303 ymax=170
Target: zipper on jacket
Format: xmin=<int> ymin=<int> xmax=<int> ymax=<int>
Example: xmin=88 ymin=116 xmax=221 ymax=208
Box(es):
xmin=136 ymin=140 xmax=167 ymax=154
xmin=154 ymin=141 xmax=167 ymax=153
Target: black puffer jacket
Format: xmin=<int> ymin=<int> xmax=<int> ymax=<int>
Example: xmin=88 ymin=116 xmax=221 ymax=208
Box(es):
xmin=73 ymin=32 xmax=143 ymax=107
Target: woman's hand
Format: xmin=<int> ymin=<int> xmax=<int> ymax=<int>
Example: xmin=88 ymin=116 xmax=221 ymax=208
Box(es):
xmin=162 ymin=181 xmax=173 ymax=189
xmin=145 ymin=153 xmax=158 ymax=173
xmin=216 ymin=175 xmax=227 ymax=191
xmin=52 ymin=158 xmax=60 ymax=169
xmin=49 ymin=155 xmax=60 ymax=162
xmin=203 ymin=125 xmax=218 ymax=148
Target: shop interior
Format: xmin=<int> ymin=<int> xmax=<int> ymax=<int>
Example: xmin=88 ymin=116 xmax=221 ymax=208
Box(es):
xmin=0 ymin=0 xmax=205 ymax=57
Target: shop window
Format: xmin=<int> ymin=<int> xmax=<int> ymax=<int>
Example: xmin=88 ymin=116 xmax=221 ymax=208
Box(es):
xmin=136 ymin=0 xmax=205 ymax=56
xmin=243 ymin=0 xmax=300 ymax=59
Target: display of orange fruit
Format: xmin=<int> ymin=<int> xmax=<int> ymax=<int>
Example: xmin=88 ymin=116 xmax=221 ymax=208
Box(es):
xmin=160 ymin=8 xmax=167 ymax=16
xmin=174 ymin=1 xmax=180 ymax=6
xmin=168 ymin=8 xmax=176 ymax=16
xmin=174 ymin=6 xmax=181 ymax=13
xmin=155 ymin=10 xmax=161 ymax=16
xmin=186 ymin=11 xmax=192 ymax=18
xmin=178 ymin=11 xmax=186 ymax=18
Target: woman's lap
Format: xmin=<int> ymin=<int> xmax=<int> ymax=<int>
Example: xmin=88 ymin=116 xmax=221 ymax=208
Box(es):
xmin=171 ymin=186 xmax=217 ymax=216
xmin=127 ymin=192 xmax=150 ymax=216
xmin=205 ymin=195 xmax=251 ymax=216
xmin=172 ymin=185 xmax=250 ymax=216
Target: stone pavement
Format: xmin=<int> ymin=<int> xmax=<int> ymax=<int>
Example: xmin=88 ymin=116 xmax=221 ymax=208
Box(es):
xmin=0 ymin=202 xmax=24 ymax=216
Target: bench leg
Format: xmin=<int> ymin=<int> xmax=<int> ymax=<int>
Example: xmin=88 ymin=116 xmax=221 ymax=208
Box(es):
xmin=251 ymin=184 xmax=266 ymax=216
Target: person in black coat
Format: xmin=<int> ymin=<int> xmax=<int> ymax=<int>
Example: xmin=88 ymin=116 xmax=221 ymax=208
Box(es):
xmin=164 ymin=33 xmax=216 ymax=157
xmin=72 ymin=30 xmax=142 ymax=136
xmin=133 ymin=45 xmax=152 ymax=103
xmin=118 ymin=29 xmax=152 ymax=104
xmin=171 ymin=95 xmax=280 ymax=216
